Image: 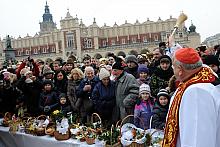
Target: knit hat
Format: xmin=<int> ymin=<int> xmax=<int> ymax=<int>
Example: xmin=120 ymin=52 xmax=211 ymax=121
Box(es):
xmin=43 ymin=79 xmax=54 ymax=88
xmin=112 ymin=57 xmax=126 ymax=70
xmin=138 ymin=64 xmax=149 ymax=74
xmin=202 ymin=55 xmax=220 ymax=66
xmin=157 ymin=89 xmax=170 ymax=99
xmin=99 ymin=68 xmax=110 ymax=80
xmin=43 ymin=66 xmax=54 ymax=76
xmin=175 ymin=48 xmax=201 ymax=64
xmin=125 ymin=55 xmax=138 ymax=65
xmin=59 ymin=93 xmax=66 ymax=99
xmin=139 ymin=83 xmax=151 ymax=94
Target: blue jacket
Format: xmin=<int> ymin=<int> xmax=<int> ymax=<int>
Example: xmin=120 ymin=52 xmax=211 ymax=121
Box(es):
xmin=92 ymin=81 xmax=116 ymax=119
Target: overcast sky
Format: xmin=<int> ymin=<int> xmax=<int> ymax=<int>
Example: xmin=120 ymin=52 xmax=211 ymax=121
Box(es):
xmin=0 ymin=0 xmax=219 ymax=41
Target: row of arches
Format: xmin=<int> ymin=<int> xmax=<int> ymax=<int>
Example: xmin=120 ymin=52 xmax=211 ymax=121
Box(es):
xmin=35 ymin=49 xmax=150 ymax=63
xmin=94 ymin=48 xmax=150 ymax=59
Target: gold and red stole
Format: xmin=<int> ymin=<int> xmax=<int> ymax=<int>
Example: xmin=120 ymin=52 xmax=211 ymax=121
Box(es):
xmin=162 ymin=67 xmax=216 ymax=147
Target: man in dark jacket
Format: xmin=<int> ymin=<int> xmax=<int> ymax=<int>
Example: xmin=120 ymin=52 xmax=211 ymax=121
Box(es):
xmin=124 ymin=55 xmax=139 ymax=78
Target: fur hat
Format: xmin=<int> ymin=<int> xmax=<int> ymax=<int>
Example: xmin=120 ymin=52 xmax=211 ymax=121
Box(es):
xmin=139 ymin=83 xmax=151 ymax=94
xmin=43 ymin=66 xmax=54 ymax=76
xmin=157 ymin=89 xmax=170 ymax=99
xmin=125 ymin=55 xmax=138 ymax=65
xmin=99 ymin=68 xmax=110 ymax=80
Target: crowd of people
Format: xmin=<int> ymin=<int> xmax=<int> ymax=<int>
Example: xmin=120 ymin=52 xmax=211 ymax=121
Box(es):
xmin=0 ymin=43 xmax=220 ymax=133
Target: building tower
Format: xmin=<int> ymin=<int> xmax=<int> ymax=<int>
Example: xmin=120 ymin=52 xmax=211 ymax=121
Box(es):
xmin=39 ymin=1 xmax=57 ymax=35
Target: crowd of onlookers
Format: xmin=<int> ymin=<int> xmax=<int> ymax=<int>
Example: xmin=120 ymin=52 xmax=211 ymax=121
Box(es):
xmin=0 ymin=42 xmax=220 ymax=130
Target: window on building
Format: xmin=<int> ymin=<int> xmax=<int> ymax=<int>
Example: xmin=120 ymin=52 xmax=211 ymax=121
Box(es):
xmin=132 ymin=37 xmax=136 ymax=43
xmin=66 ymin=33 xmax=75 ymax=48
xmin=166 ymin=33 xmax=170 ymax=38
xmin=154 ymin=35 xmax=158 ymax=41
xmin=143 ymin=36 xmax=148 ymax=43
xmin=179 ymin=32 xmax=183 ymax=38
xmin=17 ymin=51 xmax=21 ymax=56
xmin=33 ymin=48 xmax=38 ymax=54
xmin=51 ymin=47 xmax=56 ymax=52
xmin=111 ymin=39 xmax=115 ymax=45
xmin=103 ymin=40 xmax=107 ymax=47
xmin=26 ymin=50 xmax=30 ymax=55
xmin=42 ymin=48 xmax=47 ymax=53
xmin=84 ymin=38 xmax=92 ymax=49
xmin=122 ymin=38 xmax=126 ymax=44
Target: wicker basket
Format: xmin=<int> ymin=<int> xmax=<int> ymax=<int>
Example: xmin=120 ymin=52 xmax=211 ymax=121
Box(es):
xmin=54 ymin=129 xmax=70 ymax=141
xmin=54 ymin=118 xmax=70 ymax=141
xmin=24 ymin=117 xmax=36 ymax=135
xmin=35 ymin=115 xmax=47 ymax=136
xmin=45 ymin=122 xmax=55 ymax=136
xmin=85 ymin=113 xmax=102 ymax=145
xmin=119 ymin=115 xmax=146 ymax=147
xmin=2 ymin=112 xmax=12 ymax=127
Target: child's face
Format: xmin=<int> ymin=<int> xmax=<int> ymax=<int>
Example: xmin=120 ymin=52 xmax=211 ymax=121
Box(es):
xmin=159 ymin=96 xmax=169 ymax=106
xmin=57 ymin=72 xmax=64 ymax=81
xmin=60 ymin=97 xmax=66 ymax=104
xmin=139 ymin=72 xmax=148 ymax=80
xmin=44 ymin=84 xmax=52 ymax=91
xmin=140 ymin=92 xmax=150 ymax=101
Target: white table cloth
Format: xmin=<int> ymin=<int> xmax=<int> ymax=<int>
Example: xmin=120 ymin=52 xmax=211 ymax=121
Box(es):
xmin=0 ymin=126 xmax=100 ymax=147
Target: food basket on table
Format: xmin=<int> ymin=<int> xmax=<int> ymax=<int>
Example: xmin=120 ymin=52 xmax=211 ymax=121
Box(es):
xmin=54 ymin=117 xmax=70 ymax=141
xmin=45 ymin=121 xmax=56 ymax=136
xmin=24 ymin=117 xmax=36 ymax=135
xmin=35 ymin=115 xmax=49 ymax=136
xmin=103 ymin=120 xmax=121 ymax=147
xmin=86 ymin=113 xmax=102 ymax=145
xmin=2 ymin=112 xmax=12 ymax=127
xmin=119 ymin=115 xmax=147 ymax=147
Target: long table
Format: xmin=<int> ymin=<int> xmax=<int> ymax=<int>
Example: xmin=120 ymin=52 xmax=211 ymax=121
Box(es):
xmin=0 ymin=126 xmax=100 ymax=147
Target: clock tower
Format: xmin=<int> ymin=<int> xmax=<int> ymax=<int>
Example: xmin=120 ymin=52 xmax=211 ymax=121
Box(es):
xmin=39 ymin=1 xmax=57 ymax=35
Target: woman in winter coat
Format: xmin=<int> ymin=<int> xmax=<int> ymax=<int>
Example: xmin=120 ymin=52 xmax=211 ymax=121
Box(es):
xmin=92 ymin=68 xmax=115 ymax=127
xmin=67 ymin=68 xmax=84 ymax=111
xmin=54 ymin=70 xmax=68 ymax=95
xmin=150 ymin=55 xmax=174 ymax=98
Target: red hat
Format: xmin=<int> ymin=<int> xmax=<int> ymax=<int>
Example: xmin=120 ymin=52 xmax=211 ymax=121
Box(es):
xmin=175 ymin=48 xmax=201 ymax=64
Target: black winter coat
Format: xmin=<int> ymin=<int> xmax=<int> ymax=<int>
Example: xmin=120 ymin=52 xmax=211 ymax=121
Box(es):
xmin=151 ymin=103 xmax=169 ymax=130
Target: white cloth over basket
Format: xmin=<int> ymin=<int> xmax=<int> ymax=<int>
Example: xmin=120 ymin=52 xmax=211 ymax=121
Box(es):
xmin=56 ymin=118 xmax=69 ymax=135
xmin=120 ymin=123 xmax=146 ymax=146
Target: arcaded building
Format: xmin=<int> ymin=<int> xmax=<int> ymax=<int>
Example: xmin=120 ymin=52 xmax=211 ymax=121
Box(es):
xmin=0 ymin=2 xmax=201 ymax=63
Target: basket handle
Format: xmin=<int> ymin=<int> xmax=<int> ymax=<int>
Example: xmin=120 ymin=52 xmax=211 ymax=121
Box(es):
xmin=37 ymin=115 xmax=47 ymax=120
xmin=91 ymin=113 xmax=102 ymax=125
xmin=119 ymin=115 xmax=146 ymax=134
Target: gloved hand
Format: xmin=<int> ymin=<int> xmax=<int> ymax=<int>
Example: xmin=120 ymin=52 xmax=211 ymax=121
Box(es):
xmin=44 ymin=106 xmax=51 ymax=112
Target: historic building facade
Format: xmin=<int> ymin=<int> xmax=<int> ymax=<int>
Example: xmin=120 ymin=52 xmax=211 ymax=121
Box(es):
xmin=203 ymin=33 xmax=220 ymax=47
xmin=0 ymin=2 xmax=201 ymax=63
